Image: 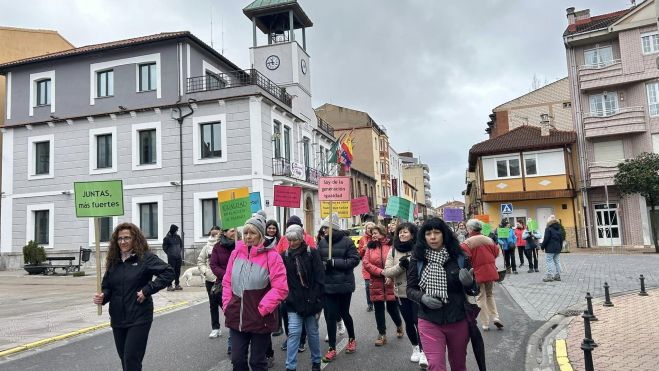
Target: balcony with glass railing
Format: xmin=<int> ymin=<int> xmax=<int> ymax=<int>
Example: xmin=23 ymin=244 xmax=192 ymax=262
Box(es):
xmin=582 ymin=106 xmax=646 ymax=138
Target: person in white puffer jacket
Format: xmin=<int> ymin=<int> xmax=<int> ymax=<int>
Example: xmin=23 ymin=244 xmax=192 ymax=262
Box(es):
xmin=197 ymin=225 xmax=222 ymax=338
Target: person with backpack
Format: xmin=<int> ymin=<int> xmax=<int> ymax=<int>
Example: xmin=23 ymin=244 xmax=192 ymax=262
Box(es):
xmin=522 ymin=221 xmax=541 ymax=273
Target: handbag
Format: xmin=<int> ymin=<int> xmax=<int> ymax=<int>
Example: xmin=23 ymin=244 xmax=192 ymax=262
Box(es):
xmin=211 ymin=282 xmax=222 ymax=297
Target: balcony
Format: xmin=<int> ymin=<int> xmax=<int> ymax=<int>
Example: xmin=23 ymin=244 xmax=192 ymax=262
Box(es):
xmin=187 ymin=69 xmax=292 ymax=107
xmin=380 ymin=173 xmax=389 ymax=181
xmin=272 ymin=158 xmax=325 ymax=185
xmin=582 ymin=106 xmax=646 ymax=138
xmin=578 ymin=60 xmax=623 ymax=91
xmin=424 ymin=172 xmax=430 ymax=181
xmin=589 ymin=162 xmax=618 ymax=187
xmin=315 ymin=115 xmax=335 ymax=138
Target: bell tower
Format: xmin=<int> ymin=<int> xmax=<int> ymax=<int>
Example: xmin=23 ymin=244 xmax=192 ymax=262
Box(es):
xmin=243 ymin=0 xmax=314 ymax=119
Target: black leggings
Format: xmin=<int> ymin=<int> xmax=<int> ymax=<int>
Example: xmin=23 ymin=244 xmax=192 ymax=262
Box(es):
xmin=517 ymin=246 xmax=525 ymax=265
xmin=168 ymin=256 xmax=182 ymax=286
xmin=204 ymin=281 xmax=221 ymax=330
xmin=398 ymin=297 xmax=420 ymax=347
xmin=504 ymin=249 xmax=517 ymax=272
xmin=373 ymin=300 xmax=402 ymax=335
xmin=112 ymin=322 xmax=152 ymax=371
xmin=524 ymin=248 xmax=539 ymax=270
xmin=324 ymin=293 xmax=355 ymax=348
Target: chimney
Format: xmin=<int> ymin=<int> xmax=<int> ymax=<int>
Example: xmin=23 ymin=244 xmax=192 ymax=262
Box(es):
xmin=566 ymin=7 xmax=576 ymax=25
xmin=540 ymin=113 xmax=551 ymax=137
xmin=575 ymin=9 xmax=591 ymax=21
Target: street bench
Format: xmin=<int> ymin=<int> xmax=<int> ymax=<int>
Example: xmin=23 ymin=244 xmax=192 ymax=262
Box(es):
xmin=41 ymin=248 xmax=92 ymax=275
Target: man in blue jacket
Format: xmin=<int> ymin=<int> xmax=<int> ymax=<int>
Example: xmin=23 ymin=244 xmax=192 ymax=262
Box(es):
xmin=497 ymin=220 xmax=517 ymax=274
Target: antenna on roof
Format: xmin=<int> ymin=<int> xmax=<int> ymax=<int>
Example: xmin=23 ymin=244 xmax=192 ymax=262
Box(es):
xmin=221 ymin=15 xmax=225 ymax=55
xmin=210 ymin=6 xmax=214 ymax=49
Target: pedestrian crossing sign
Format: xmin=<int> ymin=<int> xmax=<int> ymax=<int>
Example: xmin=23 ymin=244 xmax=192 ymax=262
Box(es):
xmin=501 ymin=203 xmax=513 ymax=215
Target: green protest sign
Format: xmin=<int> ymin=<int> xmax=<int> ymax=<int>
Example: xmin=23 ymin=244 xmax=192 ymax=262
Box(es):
xmin=528 ymin=220 xmax=538 ymax=232
xmin=497 ymin=227 xmax=509 ymax=239
xmin=219 ymin=197 xmax=252 ymax=229
xmin=482 ymin=223 xmax=491 ymax=236
xmin=74 ymin=180 xmax=124 ymax=217
xmin=386 ymin=196 xmax=413 ymax=221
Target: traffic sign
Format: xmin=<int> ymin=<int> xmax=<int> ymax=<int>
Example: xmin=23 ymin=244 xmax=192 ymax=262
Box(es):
xmin=500 ymin=203 xmax=513 ymax=215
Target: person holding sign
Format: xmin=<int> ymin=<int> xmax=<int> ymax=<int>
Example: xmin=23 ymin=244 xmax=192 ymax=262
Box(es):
xmin=92 ymin=223 xmax=174 ymax=371
xmin=522 ymin=220 xmax=541 ymax=274
xmin=496 ymin=220 xmax=518 ymax=275
xmin=222 ymin=214 xmax=288 ymax=371
xmin=317 ymin=213 xmax=360 ymax=363
xmin=357 ymin=222 xmax=376 ymax=312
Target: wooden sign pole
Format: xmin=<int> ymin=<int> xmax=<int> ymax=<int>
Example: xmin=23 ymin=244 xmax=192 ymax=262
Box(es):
xmin=328 ymin=201 xmax=333 ymax=259
xmin=94 ymin=217 xmax=102 ymax=315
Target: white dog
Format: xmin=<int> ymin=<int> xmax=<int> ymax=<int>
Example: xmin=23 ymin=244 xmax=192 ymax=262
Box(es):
xmin=181 ymin=266 xmax=205 ymax=287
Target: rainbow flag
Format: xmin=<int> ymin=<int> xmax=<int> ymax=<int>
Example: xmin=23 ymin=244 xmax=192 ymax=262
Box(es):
xmin=340 ymin=131 xmax=353 ymax=171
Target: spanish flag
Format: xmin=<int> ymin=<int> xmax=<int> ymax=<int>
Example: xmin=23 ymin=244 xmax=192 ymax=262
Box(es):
xmin=340 ymin=130 xmax=353 ymax=170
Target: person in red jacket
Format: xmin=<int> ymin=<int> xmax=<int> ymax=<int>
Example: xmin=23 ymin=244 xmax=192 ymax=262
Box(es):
xmin=460 ymin=219 xmax=504 ymax=331
xmin=514 ymin=221 xmax=526 ymax=269
xmin=362 ymin=225 xmax=403 ymax=346
xmin=357 ymin=222 xmax=375 ymax=312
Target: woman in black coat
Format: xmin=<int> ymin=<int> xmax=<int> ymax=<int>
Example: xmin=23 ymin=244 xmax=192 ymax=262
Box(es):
xmin=541 ymin=216 xmax=565 ymax=282
xmin=93 ymin=223 xmax=174 ymax=371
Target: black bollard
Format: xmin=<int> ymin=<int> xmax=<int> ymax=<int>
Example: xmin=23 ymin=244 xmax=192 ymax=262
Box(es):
xmin=581 ymin=310 xmax=597 ymax=371
xmin=603 ymin=282 xmax=614 ymax=307
xmin=639 ymin=275 xmax=648 ymax=296
xmin=584 ymin=292 xmax=598 ymax=321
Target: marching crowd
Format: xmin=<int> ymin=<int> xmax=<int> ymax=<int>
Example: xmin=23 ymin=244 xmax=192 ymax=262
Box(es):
xmin=92 ymin=210 xmax=566 ymax=371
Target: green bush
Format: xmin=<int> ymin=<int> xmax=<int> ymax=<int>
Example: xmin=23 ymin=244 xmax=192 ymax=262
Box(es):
xmin=23 ymin=240 xmax=46 ymax=265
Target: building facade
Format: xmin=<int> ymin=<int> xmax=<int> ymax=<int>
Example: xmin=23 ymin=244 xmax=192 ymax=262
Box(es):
xmin=400 ymin=152 xmax=432 ymax=219
xmin=348 ymin=167 xmax=377 ymax=226
xmin=564 ymin=1 xmax=658 ymax=247
xmin=0 ymin=1 xmax=335 ymax=268
xmin=389 ymin=145 xmax=404 ymax=199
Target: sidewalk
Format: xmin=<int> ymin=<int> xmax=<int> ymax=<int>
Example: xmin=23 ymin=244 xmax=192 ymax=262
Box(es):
xmin=563 ymin=288 xmax=659 ymax=371
xmin=0 ymin=268 xmax=209 ymax=355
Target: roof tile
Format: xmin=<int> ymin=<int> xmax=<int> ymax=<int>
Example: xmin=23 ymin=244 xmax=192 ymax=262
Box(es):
xmin=563 ymin=9 xmax=630 ymax=36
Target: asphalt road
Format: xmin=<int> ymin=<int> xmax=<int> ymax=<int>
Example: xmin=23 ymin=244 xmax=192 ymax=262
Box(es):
xmin=0 ymin=273 xmax=541 ymax=371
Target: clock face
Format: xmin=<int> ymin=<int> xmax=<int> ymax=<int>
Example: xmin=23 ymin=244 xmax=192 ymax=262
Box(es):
xmin=266 ymin=55 xmax=280 ymax=70
xmin=301 ymin=59 xmax=307 ymax=75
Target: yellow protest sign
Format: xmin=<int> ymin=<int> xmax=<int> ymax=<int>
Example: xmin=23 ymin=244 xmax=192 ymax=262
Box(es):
xmin=321 ymin=201 xmax=351 ymax=218
xmin=218 ymin=187 xmax=250 ymax=203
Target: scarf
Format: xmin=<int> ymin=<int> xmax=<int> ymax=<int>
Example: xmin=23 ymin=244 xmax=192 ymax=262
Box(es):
xmin=393 ymin=239 xmax=414 ymax=253
xmin=220 ymin=236 xmax=236 ymax=251
xmin=419 ymin=247 xmax=449 ymax=301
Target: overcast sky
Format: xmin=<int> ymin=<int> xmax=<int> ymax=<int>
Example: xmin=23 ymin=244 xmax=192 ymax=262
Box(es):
xmin=0 ymin=0 xmax=631 ymax=206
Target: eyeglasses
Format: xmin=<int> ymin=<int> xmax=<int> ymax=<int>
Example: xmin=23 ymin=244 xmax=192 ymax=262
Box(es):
xmin=117 ymin=237 xmax=133 ymax=242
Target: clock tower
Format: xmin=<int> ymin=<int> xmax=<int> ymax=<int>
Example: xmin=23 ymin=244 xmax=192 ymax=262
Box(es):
xmin=243 ymin=0 xmax=314 ymax=120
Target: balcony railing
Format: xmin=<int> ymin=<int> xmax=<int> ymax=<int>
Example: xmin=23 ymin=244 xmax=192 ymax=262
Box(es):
xmin=589 ymin=162 xmax=619 ymax=187
xmin=272 ymin=158 xmax=326 ymax=185
xmin=315 ymin=115 xmax=335 ymax=138
xmin=187 ymin=69 xmax=292 ymax=107
xmin=582 ymin=106 xmax=646 ymax=138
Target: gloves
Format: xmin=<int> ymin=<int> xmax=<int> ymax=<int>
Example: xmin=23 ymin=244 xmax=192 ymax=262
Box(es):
xmin=459 ymin=268 xmax=475 ymax=287
xmin=398 ymin=256 xmax=410 ymax=270
xmin=421 ymin=294 xmax=443 ymax=309
xmin=323 ymin=258 xmax=334 ymax=271
xmin=367 ymin=241 xmax=377 ymax=249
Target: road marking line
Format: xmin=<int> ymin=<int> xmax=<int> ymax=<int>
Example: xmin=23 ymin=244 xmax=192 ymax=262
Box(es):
xmin=555 ymin=339 xmax=574 ymax=371
xmin=0 ymin=301 xmax=189 ymax=358
xmin=320 ymin=337 xmax=348 ymax=370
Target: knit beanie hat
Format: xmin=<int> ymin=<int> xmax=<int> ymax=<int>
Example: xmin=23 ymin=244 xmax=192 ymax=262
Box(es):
xmin=286 ymin=215 xmax=303 ymax=228
xmin=256 ymin=210 xmax=268 ymax=219
xmin=245 ymin=214 xmax=267 ymax=237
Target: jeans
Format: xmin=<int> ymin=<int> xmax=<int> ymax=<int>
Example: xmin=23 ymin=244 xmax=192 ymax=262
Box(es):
xmin=545 ymin=253 xmax=561 ymax=276
xmin=230 ymin=329 xmax=270 ymax=371
xmin=204 ymin=281 xmax=221 ymax=329
xmin=112 ymin=322 xmax=152 ymax=371
xmin=168 ymin=256 xmax=182 ymax=286
xmin=503 ymin=249 xmax=517 ymax=272
xmin=398 ymin=297 xmax=420 ymax=347
xmin=364 ymin=279 xmax=373 ymax=306
xmin=418 ymin=318 xmax=468 ymax=371
xmin=286 ymin=312 xmax=321 ymax=370
xmin=476 ymin=282 xmax=499 ymax=326
xmin=324 ymin=293 xmax=355 ymax=348
xmin=282 ymin=302 xmax=306 ymax=346
xmin=373 ymin=300 xmax=402 ymax=335
xmin=524 ymin=248 xmax=538 ymax=270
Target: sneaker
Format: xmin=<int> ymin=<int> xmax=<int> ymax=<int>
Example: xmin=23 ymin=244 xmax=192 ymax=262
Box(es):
xmin=482 ymin=325 xmax=490 ymax=331
xmin=298 ymin=344 xmax=306 ymax=353
xmin=513 ymin=270 xmax=518 ymax=275
xmin=324 ymin=334 xmax=328 ymax=342
xmin=554 ymin=275 xmax=561 ymax=281
xmin=209 ymin=329 xmax=221 ymax=338
xmin=543 ymin=275 xmax=554 ymax=282
xmin=312 ymin=362 xmax=321 ymax=371
xmin=322 ymin=349 xmax=337 ymax=363
xmin=534 ymin=268 xmax=539 ymax=272
xmin=337 ymin=320 xmax=346 ymax=335
xmin=493 ymin=318 xmax=504 ymax=329
xmin=272 ymin=326 xmax=284 ymax=337
xmin=527 ymin=269 xmax=534 ymax=273
xmin=166 ymin=286 xmax=175 ymax=291
xmin=374 ymin=335 xmax=387 ymax=346
xmin=396 ymin=326 xmax=404 ymax=339
xmin=281 ymin=339 xmax=288 ymax=351
xmin=418 ymin=351 xmax=429 ymax=369
xmin=175 ymin=285 xmax=183 ymax=291
xmin=366 ymin=304 xmax=374 ymax=312
xmin=266 ymin=356 xmax=274 ymax=368
xmin=346 ymin=338 xmax=357 ymax=354
xmin=410 ymin=345 xmax=421 ymax=362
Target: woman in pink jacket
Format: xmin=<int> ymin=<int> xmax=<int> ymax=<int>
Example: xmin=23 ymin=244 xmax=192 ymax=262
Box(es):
xmin=222 ymin=214 xmax=288 ymax=371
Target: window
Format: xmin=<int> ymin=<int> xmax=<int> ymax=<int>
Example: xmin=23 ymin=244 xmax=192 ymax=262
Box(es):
xmin=593 ymin=140 xmax=624 ymax=165
xmin=139 ymin=129 xmax=157 ymax=164
xmin=34 ymin=210 xmax=49 ymax=245
xmin=139 ymin=203 xmax=158 ymax=239
xmin=200 ymin=122 xmax=222 ymax=159
xmin=97 ymin=70 xmax=114 ymax=97
xmin=496 ymin=158 xmax=521 ymax=178
xmin=525 ymin=157 xmax=537 ymax=176
xmin=139 ymin=63 xmax=157 ymax=92
xmin=589 ymin=92 xmax=618 ymax=116
xmin=647 ymin=83 xmax=659 ymax=117
xmin=584 ymin=45 xmax=614 ymax=67
xmin=273 ymin=121 xmax=282 ymax=158
xmin=34 ymin=141 xmax=50 ymax=175
xmin=36 ymin=79 xmax=51 ymax=106
xmin=206 ymin=71 xmax=225 ymax=90
xmin=283 ymin=126 xmax=291 ymax=161
xmin=96 ymin=134 xmax=112 ymax=169
xmin=642 ymin=32 xmax=659 ymax=54
xmin=99 ymin=217 xmax=113 ymax=243
xmin=303 ymin=138 xmax=310 ymax=167
xmin=201 ymin=199 xmax=219 ymax=236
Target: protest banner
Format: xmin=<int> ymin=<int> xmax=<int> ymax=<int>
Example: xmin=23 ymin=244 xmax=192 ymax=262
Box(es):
xmin=250 ymin=192 xmax=262 ymax=213
xmin=386 ymin=196 xmax=413 ymax=221
xmin=322 ymin=201 xmax=351 ymax=218
xmin=497 ymin=227 xmax=510 ymax=239
xmin=351 ymin=196 xmax=370 ymax=216
xmin=218 ymin=187 xmax=252 ymax=230
xmin=475 ymin=214 xmax=490 ymax=223
xmin=443 ymin=208 xmax=463 ymax=222
xmin=319 ymin=176 xmax=351 ymax=258
xmin=482 ymin=223 xmax=492 ymax=236
xmin=527 ymin=219 xmax=538 ymax=232
xmin=273 ymin=185 xmax=302 ymax=208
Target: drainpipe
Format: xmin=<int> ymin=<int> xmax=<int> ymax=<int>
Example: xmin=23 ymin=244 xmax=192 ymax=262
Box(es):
xmin=171 ymin=99 xmax=195 ymax=258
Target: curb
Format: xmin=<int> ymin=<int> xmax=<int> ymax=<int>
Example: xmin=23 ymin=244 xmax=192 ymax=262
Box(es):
xmin=0 ymin=300 xmax=190 ymax=358
xmin=555 ymin=339 xmax=573 ymax=371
